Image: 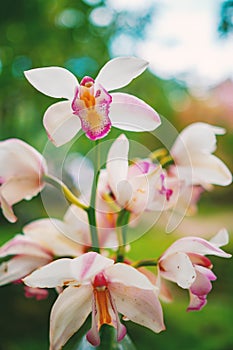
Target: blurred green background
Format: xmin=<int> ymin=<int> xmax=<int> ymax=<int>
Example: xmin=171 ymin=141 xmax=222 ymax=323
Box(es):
xmin=0 ymin=0 xmax=232 ymax=349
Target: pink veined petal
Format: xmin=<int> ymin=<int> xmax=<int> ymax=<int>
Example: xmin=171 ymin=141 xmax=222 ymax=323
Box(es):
xmin=23 ymin=218 xmax=83 ymax=257
xmin=159 ymin=252 xmax=196 ymax=289
xmin=50 ymin=285 xmax=92 ymax=350
xmin=190 ymin=266 xmax=216 ymax=297
xmin=70 ymin=252 xmax=114 ymax=282
xmin=0 ymin=192 xmax=17 ymax=223
xmin=110 ymin=282 xmax=165 ymax=333
xmin=0 ymin=255 xmax=51 ymax=286
xmin=23 ymin=258 xmax=74 ymax=288
xmin=187 ymin=292 xmax=207 ymax=312
xmin=110 ymin=93 xmax=161 ymax=132
xmin=161 ymin=236 xmax=232 ymax=261
xmin=106 ymin=134 xmax=129 ymax=199
xmin=105 ymin=263 xmax=157 ymax=290
xmin=0 ymin=234 xmax=52 ymax=259
xmin=43 ymin=101 xmax=82 ymax=147
xmin=95 ymin=57 xmax=149 ymax=91
xmin=24 ymin=66 xmax=78 ymax=99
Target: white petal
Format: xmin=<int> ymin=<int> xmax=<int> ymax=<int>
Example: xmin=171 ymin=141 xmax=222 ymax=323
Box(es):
xmin=110 ymin=93 xmax=161 ymax=131
xmin=105 ymin=263 xmax=156 ymax=290
xmin=110 ymin=283 xmax=165 ymax=333
xmin=43 ymin=101 xmax=81 ymax=147
xmin=0 ymin=255 xmax=50 ymax=286
xmin=0 ymin=193 xmax=17 ymax=223
xmin=95 ymin=57 xmax=148 ymax=91
xmin=209 ymin=228 xmax=230 ymax=247
xmin=50 ymin=285 xmax=92 ymax=350
xmin=106 ymin=134 xmax=129 ymax=199
xmin=159 ymin=252 xmax=196 ymax=289
xmin=24 ymin=67 xmax=78 ymax=99
xmin=23 ymin=258 xmax=74 ymax=288
xmin=23 ymin=218 xmax=83 ymax=257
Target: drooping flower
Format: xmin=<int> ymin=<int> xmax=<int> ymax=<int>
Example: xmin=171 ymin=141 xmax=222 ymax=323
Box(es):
xmin=0 ymin=139 xmax=47 ymax=222
xmin=24 ymin=57 xmax=161 ymax=145
xmin=170 ymin=122 xmax=232 ymax=186
xmin=157 ymin=229 xmax=231 ymax=311
xmin=24 ymin=252 xmax=165 ymax=349
xmin=0 ymin=217 xmax=82 ymax=288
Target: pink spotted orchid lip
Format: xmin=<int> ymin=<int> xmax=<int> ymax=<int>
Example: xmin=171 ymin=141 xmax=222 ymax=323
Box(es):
xmin=24 ymin=57 xmax=161 ymax=146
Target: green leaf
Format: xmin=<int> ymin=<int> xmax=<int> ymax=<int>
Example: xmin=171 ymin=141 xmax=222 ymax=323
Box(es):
xmin=74 ymin=325 xmax=137 ymax=350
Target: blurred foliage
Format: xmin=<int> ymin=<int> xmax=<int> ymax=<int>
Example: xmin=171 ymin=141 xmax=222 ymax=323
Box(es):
xmin=218 ymin=0 xmax=233 ymax=36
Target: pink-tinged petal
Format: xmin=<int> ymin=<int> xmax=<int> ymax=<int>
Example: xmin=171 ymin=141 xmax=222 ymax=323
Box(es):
xmin=190 ymin=266 xmax=216 ymax=297
xmin=187 ymin=292 xmax=207 ymax=312
xmin=0 ymin=193 xmax=17 ymax=223
xmin=209 ymin=228 xmax=230 ymax=248
xmin=187 ymin=253 xmax=212 ymax=268
xmin=0 ymin=234 xmax=52 ymax=259
xmin=70 ymin=252 xmax=114 ymax=282
xmin=95 ymin=57 xmax=148 ymax=91
xmin=161 ymin=236 xmax=232 ymax=260
xmin=110 ymin=282 xmax=165 ymax=333
xmin=171 ymin=123 xmax=225 ymax=159
xmin=105 ymin=263 xmax=156 ymax=290
xmin=0 ymin=255 xmax=51 ymax=286
xmin=23 ymin=218 xmax=83 ymax=257
xmin=159 ymin=252 xmax=196 ymax=289
xmin=23 ymin=258 xmax=74 ymax=288
xmin=24 ymin=67 xmax=78 ymax=99
xmin=107 ymin=134 xmax=129 ymax=199
xmin=24 ymin=286 xmax=49 ymax=300
xmin=50 ymin=285 xmax=92 ymax=350
xmin=110 ymin=93 xmax=161 ymax=132
xmin=43 ymin=101 xmax=81 ymax=147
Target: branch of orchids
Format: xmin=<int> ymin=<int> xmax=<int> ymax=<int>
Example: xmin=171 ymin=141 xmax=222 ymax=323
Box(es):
xmin=131 ymin=258 xmax=158 ymax=268
xmin=116 ymin=209 xmax=131 ymax=263
xmin=43 ymin=174 xmax=89 ymax=211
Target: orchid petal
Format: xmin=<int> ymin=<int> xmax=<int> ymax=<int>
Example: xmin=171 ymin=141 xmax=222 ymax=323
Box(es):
xmin=23 ymin=218 xmax=83 ymax=257
xmin=0 ymin=234 xmax=51 ymax=259
xmin=50 ymin=285 xmax=92 ymax=350
xmin=0 ymin=193 xmax=17 ymax=223
xmin=23 ymin=258 xmax=74 ymax=288
xmin=110 ymin=93 xmax=161 ymax=132
xmin=0 ymin=255 xmax=50 ymax=286
xmin=43 ymin=101 xmax=81 ymax=147
xmin=190 ymin=266 xmax=216 ymax=296
xmin=187 ymin=292 xmax=207 ymax=312
xmin=106 ymin=134 xmax=129 ymax=199
xmin=24 ymin=67 xmax=78 ymax=99
xmin=209 ymin=228 xmax=230 ymax=247
xmin=110 ymin=283 xmax=165 ymax=333
xmin=161 ymin=236 xmax=232 ymax=260
xmin=95 ymin=57 xmax=148 ymax=91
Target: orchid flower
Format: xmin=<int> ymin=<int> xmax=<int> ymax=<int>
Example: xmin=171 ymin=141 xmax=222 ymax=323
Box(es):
xmin=0 ymin=138 xmax=47 ymax=223
xmin=170 ymin=122 xmax=232 ymax=186
xmin=0 ymin=217 xmax=82 ymax=288
xmin=158 ymin=229 xmax=231 ymax=311
xmin=24 ymin=252 xmax=165 ymax=349
xmin=24 ymin=57 xmax=161 ymax=145
xmin=104 ymin=134 xmax=177 ymax=215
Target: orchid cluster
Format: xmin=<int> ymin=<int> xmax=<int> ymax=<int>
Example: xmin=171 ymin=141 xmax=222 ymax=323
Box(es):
xmin=0 ymin=57 xmax=232 ymax=350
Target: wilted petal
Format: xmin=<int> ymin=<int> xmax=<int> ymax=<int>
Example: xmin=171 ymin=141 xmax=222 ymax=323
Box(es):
xmin=24 ymin=67 xmax=78 ymax=99
xmin=110 ymin=282 xmax=165 ymax=333
xmin=95 ymin=57 xmax=148 ymax=91
xmin=107 ymin=134 xmax=129 ymax=198
xmin=50 ymin=285 xmax=92 ymax=350
xmin=110 ymin=93 xmax=161 ymax=132
xmin=43 ymin=101 xmax=81 ymax=147
xmin=0 ymin=255 xmax=50 ymax=286
xmin=159 ymin=252 xmax=196 ymax=289
xmin=23 ymin=258 xmax=74 ymax=288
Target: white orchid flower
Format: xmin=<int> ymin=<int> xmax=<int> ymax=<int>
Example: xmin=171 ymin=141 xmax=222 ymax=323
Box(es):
xmin=0 ymin=139 xmax=47 ymax=222
xmin=24 ymin=57 xmax=161 ymax=146
xmin=170 ymin=122 xmax=232 ymax=186
xmin=24 ymin=252 xmax=165 ymax=349
xmin=158 ymin=229 xmax=231 ymax=311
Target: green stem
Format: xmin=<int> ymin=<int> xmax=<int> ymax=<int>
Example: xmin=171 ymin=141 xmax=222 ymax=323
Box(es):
xmin=131 ymin=259 xmax=158 ymax=268
xmin=116 ymin=209 xmax=131 ymax=262
xmin=43 ymin=174 xmax=89 ymax=211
